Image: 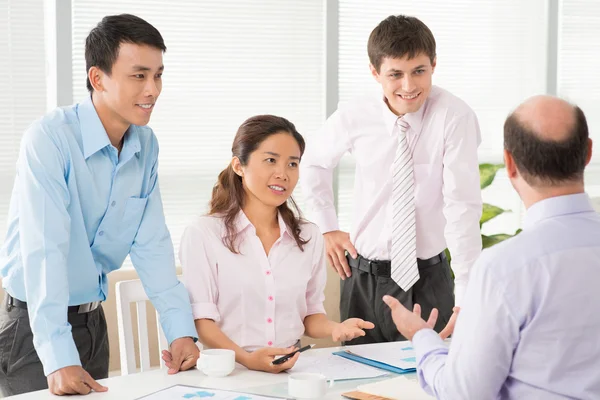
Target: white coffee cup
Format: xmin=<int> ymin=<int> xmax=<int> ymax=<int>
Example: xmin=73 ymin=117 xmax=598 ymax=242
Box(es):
xmin=288 ymin=372 xmax=334 ymax=399
xmin=197 ymin=349 xmax=235 ymax=377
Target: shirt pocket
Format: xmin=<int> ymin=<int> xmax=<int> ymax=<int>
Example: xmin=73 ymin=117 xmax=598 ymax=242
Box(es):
xmin=121 ymin=196 xmax=148 ymax=243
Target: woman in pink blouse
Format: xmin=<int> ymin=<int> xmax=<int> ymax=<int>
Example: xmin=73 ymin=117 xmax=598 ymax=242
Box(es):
xmin=162 ymin=115 xmax=374 ymax=373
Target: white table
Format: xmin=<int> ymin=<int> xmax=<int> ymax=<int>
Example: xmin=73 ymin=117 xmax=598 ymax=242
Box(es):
xmin=8 ymin=345 xmax=419 ymax=399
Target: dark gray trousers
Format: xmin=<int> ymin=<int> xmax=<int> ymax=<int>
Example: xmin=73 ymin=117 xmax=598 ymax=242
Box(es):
xmin=340 ymin=254 xmax=455 ymax=344
xmin=0 ymin=301 xmax=109 ymax=397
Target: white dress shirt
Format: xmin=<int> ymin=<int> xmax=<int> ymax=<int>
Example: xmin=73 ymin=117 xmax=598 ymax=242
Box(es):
xmin=180 ymin=212 xmax=327 ymax=351
xmin=413 ymin=193 xmax=600 ymax=399
xmin=300 ymin=86 xmax=482 ymax=304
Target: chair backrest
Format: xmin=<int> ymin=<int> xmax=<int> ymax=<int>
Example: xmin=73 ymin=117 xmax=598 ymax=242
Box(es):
xmin=115 ymin=278 xmax=175 ymax=375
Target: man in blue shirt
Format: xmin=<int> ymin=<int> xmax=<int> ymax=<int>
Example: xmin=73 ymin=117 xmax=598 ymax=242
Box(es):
xmin=384 ymin=96 xmax=600 ymax=398
xmin=0 ymin=14 xmax=199 ymax=396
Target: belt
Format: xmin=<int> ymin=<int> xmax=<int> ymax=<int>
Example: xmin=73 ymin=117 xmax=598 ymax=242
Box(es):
xmin=5 ymin=294 xmax=101 ymax=314
xmin=347 ymin=252 xmax=446 ymax=277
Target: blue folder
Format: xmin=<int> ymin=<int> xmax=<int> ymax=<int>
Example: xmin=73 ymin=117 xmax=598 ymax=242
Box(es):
xmin=333 ymin=350 xmax=416 ymax=374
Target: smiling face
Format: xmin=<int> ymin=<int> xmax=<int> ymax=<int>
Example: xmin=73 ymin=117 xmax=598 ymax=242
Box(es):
xmin=370 ymin=53 xmax=435 ymax=116
xmin=89 ymin=42 xmax=164 ymax=133
xmin=233 ymin=132 xmax=301 ymax=209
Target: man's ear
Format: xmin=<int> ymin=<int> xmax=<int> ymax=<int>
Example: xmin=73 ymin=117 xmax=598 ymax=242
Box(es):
xmin=369 ymin=63 xmax=381 ymax=83
xmin=585 ymin=138 xmax=593 ymax=166
xmin=88 ymin=66 xmax=105 ymax=92
xmin=504 ymin=149 xmax=517 ymax=179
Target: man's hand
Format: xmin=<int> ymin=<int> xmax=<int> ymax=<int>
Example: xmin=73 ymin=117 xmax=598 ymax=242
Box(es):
xmin=383 ymin=296 xmax=461 ymax=341
xmin=47 ymin=365 xmax=108 ymax=395
xmin=323 ymin=230 xmax=357 ymax=280
xmin=439 ymin=306 xmax=460 ymax=339
xmin=165 ymin=337 xmax=199 ymax=374
xmin=382 ymin=296 xmax=430 ymax=340
xmin=332 ymin=318 xmax=375 ymax=342
xmin=412 ymin=303 xmax=460 ymax=340
xmin=242 ymin=346 xmax=300 ymax=373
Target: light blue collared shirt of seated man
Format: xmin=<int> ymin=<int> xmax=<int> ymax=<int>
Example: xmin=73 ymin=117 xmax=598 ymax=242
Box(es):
xmin=413 ymin=193 xmax=600 ymax=399
xmin=0 ymin=96 xmax=196 ymax=376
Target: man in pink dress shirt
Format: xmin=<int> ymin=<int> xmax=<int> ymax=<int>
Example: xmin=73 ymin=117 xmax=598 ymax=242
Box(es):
xmin=301 ymin=15 xmax=482 ymax=344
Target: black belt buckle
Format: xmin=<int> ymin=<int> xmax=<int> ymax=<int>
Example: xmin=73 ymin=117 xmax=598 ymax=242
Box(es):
xmin=78 ymin=301 xmax=100 ymax=314
xmin=365 ymin=259 xmax=391 ymax=277
xmin=370 ymin=260 xmax=383 ymax=275
xmin=6 ymin=294 xmax=14 ymax=312
xmin=374 ymin=262 xmax=391 ymax=277
xmin=365 ymin=259 xmax=374 ymax=274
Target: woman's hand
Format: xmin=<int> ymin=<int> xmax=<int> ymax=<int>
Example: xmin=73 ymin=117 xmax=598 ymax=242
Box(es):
xmin=241 ymin=346 xmax=300 ymax=373
xmin=332 ymin=318 xmax=375 ymax=342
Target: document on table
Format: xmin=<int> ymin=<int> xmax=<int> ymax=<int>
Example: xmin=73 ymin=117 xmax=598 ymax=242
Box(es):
xmin=289 ymin=351 xmax=388 ymax=381
xmin=346 ymin=341 xmax=418 ymax=370
xmin=356 ymin=376 xmax=434 ymax=399
xmin=136 ymin=384 xmax=290 ymax=400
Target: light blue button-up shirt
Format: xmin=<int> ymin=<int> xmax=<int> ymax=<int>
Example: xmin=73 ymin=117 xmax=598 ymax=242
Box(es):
xmin=0 ymin=96 xmax=197 ymax=375
xmin=412 ymin=193 xmax=600 ymax=399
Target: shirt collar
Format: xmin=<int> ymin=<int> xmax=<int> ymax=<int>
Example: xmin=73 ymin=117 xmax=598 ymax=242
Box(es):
xmin=232 ymin=210 xmax=293 ymax=239
xmin=523 ymin=193 xmax=595 ymax=230
xmin=78 ymin=95 xmax=111 ymax=159
xmin=78 ymin=95 xmax=141 ymax=159
xmin=379 ymin=88 xmax=428 ymax=136
xmin=120 ymin=126 xmax=142 ymax=162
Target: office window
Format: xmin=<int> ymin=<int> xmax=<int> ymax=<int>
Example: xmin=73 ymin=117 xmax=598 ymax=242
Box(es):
xmin=558 ymin=0 xmax=600 ymax=199
xmin=0 ymin=0 xmax=47 ymax=245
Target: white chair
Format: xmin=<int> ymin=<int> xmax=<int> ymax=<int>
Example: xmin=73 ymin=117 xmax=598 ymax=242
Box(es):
xmin=115 ymin=278 xmax=177 ymax=375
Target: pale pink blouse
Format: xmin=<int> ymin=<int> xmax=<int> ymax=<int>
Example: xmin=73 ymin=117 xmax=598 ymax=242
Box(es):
xmin=180 ymin=212 xmax=327 ymax=351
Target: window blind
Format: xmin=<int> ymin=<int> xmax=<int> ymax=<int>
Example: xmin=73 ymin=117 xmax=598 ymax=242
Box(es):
xmin=71 ymin=0 xmax=326 ymax=263
xmin=0 ymin=0 xmax=47 ymax=245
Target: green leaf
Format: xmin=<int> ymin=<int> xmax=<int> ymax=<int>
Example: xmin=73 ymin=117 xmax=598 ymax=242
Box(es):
xmin=480 ymin=203 xmax=508 ymax=227
xmin=444 ymin=164 xmax=525 ymax=270
xmin=481 ymin=233 xmax=514 ymax=249
xmin=444 ymin=248 xmax=452 ymax=264
xmin=444 ymin=248 xmax=454 ymax=279
xmin=479 ymin=163 xmax=504 ymax=189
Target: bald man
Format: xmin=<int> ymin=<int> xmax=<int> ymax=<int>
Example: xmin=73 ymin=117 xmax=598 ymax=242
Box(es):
xmin=383 ymin=96 xmax=600 ymax=399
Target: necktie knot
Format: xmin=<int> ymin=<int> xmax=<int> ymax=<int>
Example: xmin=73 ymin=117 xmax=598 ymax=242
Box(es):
xmin=397 ymin=118 xmax=409 ymax=133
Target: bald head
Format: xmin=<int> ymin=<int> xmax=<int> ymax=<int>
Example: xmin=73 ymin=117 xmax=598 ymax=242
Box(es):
xmin=504 ymin=96 xmax=589 ymax=186
xmin=513 ymin=95 xmax=577 ymax=142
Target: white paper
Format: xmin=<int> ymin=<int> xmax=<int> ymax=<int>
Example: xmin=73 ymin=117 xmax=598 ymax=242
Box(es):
xmin=137 ymin=384 xmax=287 ymax=400
xmin=288 ymin=351 xmax=388 ymax=381
xmin=357 ymin=376 xmax=434 ymax=399
xmin=346 ymin=341 xmax=418 ymax=370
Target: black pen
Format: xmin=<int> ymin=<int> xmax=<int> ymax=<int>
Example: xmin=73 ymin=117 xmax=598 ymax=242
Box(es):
xmin=271 ymin=344 xmax=315 ymax=365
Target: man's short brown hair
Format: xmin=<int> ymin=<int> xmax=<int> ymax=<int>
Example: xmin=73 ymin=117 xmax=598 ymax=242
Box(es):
xmin=368 ymin=15 xmax=436 ymax=72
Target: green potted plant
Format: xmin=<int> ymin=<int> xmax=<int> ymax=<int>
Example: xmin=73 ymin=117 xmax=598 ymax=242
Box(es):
xmin=446 ymin=163 xmax=521 ymax=264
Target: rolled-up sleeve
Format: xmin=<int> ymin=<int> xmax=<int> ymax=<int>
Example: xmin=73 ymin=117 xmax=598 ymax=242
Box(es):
xmin=442 ymin=111 xmax=483 ymax=306
xmin=17 ymin=123 xmax=81 ymax=376
xmin=179 ymin=223 xmax=221 ymax=322
xmin=305 ymin=226 xmax=327 ymax=316
xmin=129 ymin=143 xmax=197 ymax=345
